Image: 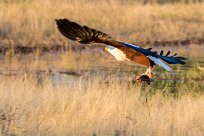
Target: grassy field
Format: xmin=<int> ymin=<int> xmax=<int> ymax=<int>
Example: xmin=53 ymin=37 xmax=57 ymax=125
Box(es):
xmin=0 ymin=73 xmax=203 ymax=136
xmin=0 ymin=0 xmax=204 ymax=136
xmin=0 ymin=53 xmax=203 ymax=135
xmin=0 ymin=0 xmax=204 ymax=47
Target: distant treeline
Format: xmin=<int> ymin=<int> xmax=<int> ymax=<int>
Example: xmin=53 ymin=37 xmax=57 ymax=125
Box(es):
xmin=125 ymin=0 xmax=203 ymax=4
xmin=141 ymin=0 xmax=203 ymax=4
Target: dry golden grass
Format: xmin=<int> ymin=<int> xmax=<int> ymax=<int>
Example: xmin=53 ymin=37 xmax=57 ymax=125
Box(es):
xmin=0 ymin=0 xmax=204 ymax=47
xmin=0 ymin=74 xmax=203 ymax=136
xmin=0 ymin=1 xmax=204 ymax=136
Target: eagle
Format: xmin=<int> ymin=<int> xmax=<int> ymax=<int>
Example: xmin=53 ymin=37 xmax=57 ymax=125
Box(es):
xmin=56 ymin=19 xmax=186 ymax=84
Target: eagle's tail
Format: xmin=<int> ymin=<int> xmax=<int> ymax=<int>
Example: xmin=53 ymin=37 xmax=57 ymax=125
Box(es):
xmin=55 ymin=19 xmax=113 ymax=44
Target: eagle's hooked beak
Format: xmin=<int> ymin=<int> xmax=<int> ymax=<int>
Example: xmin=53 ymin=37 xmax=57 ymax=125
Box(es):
xmin=104 ymin=47 xmax=108 ymax=51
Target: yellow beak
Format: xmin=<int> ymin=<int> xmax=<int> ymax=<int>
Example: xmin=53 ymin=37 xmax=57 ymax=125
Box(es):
xmin=104 ymin=46 xmax=109 ymax=51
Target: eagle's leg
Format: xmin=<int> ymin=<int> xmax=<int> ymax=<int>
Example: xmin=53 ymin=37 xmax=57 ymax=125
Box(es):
xmin=144 ymin=67 xmax=155 ymax=78
xmin=136 ymin=67 xmax=154 ymax=85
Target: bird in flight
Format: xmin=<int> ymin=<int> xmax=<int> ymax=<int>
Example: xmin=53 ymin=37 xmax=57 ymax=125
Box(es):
xmin=56 ymin=19 xmax=186 ymax=84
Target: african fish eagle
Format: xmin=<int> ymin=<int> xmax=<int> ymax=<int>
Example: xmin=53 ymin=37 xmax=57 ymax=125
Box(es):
xmin=56 ymin=19 xmax=186 ymax=84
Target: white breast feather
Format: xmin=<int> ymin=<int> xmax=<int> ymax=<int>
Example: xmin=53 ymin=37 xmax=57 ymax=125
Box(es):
xmin=105 ymin=46 xmax=127 ymax=61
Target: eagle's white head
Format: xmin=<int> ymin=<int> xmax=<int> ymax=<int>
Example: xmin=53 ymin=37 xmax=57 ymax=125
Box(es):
xmin=104 ymin=46 xmax=127 ymax=61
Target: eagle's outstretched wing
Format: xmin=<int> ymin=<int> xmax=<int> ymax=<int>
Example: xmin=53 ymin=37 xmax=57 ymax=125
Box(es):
xmin=56 ymin=19 xmax=186 ymax=70
xmin=56 ymin=19 xmax=113 ymax=44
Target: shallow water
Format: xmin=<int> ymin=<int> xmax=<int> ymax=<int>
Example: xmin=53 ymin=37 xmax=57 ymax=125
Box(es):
xmin=45 ymin=55 xmax=204 ymax=93
xmin=0 ymin=45 xmax=203 ymax=92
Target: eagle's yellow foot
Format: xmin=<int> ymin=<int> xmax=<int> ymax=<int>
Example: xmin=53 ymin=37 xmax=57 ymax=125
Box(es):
xmin=144 ymin=67 xmax=155 ymax=78
xmin=136 ymin=67 xmax=154 ymax=85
